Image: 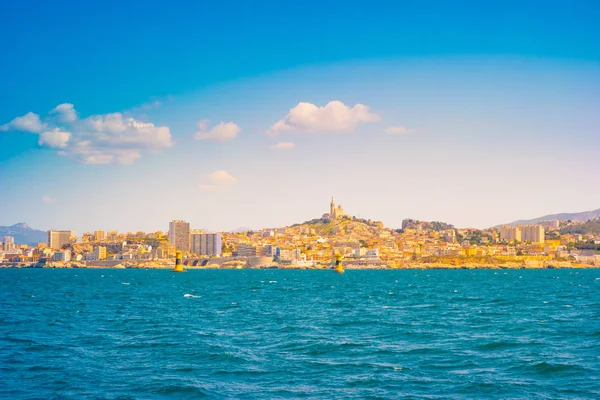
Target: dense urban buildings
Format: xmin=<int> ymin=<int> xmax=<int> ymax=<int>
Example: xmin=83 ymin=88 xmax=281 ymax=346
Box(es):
xmin=1 ymin=199 xmax=598 ymax=269
xmin=168 ymin=220 xmax=190 ymax=252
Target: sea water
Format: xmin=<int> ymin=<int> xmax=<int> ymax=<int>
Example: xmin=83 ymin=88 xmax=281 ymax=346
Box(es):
xmin=1 ymin=268 xmax=599 ymax=399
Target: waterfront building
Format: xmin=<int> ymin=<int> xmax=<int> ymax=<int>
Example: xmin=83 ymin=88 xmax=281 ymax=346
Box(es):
xmin=53 ymin=250 xmax=71 ymax=262
xmin=48 ymin=230 xmax=75 ymax=249
xmin=93 ymin=246 xmax=107 ymax=260
xmin=191 ymin=233 xmax=222 ymax=256
xmin=235 ymin=243 xmax=257 ymax=257
xmin=168 ymin=220 xmax=190 ymax=252
xmin=366 ymin=248 xmax=380 ymax=258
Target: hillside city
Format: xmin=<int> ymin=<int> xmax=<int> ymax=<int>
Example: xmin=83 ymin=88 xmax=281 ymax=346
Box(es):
xmin=1 ymin=198 xmax=600 ymax=269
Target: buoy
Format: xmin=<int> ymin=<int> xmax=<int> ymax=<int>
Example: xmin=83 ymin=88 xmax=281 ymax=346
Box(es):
xmin=333 ymin=253 xmax=345 ymax=274
xmin=171 ymin=250 xmax=186 ymax=273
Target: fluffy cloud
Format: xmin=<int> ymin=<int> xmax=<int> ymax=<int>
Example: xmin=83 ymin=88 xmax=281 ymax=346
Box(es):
xmin=270 ymin=142 xmax=295 ymax=150
xmin=268 ymin=100 xmax=380 ymax=135
xmin=2 ymin=104 xmax=173 ymax=165
xmin=38 ymin=128 xmax=71 ymax=149
xmin=50 ymin=103 xmax=78 ymax=123
xmin=194 ymin=119 xmax=240 ymax=142
xmin=0 ymin=112 xmax=45 ymax=133
xmin=42 ymin=195 xmax=54 ymax=203
xmin=385 ymin=126 xmax=413 ymax=135
xmin=199 ymin=170 xmax=237 ymax=191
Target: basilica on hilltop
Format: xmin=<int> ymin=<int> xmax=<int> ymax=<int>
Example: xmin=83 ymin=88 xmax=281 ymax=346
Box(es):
xmin=323 ymin=197 xmax=346 ymax=220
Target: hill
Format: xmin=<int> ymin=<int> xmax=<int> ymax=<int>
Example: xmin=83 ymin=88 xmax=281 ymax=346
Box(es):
xmin=289 ymin=216 xmax=383 ymax=237
xmin=0 ymin=223 xmax=47 ymax=245
xmin=498 ymin=208 xmax=600 ymax=227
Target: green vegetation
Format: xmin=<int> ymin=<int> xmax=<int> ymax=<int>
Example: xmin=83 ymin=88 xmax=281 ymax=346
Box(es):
xmin=402 ymin=219 xmax=454 ymax=232
xmin=574 ymin=242 xmax=600 ymax=251
xmin=560 ymin=219 xmax=600 ymax=235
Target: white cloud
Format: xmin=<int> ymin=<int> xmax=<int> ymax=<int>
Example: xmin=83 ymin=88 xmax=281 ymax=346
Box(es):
xmin=270 ymin=142 xmax=295 ymax=150
xmin=50 ymin=103 xmax=78 ymax=123
xmin=59 ymin=113 xmax=172 ymax=164
xmin=268 ymin=100 xmax=380 ymax=135
xmin=42 ymin=195 xmax=54 ymax=203
xmin=38 ymin=128 xmax=71 ymax=149
xmin=2 ymin=104 xmax=174 ymax=165
xmin=0 ymin=112 xmax=45 ymax=133
xmin=194 ymin=120 xmax=240 ymax=142
xmin=199 ymin=170 xmax=237 ymax=191
xmin=385 ymin=126 xmax=413 ymax=135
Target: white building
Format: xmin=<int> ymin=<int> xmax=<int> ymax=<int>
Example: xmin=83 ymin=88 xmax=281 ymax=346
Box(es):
xmin=2 ymin=236 xmax=15 ymax=251
xmin=53 ymin=251 xmax=71 ymax=262
xmin=366 ymin=248 xmax=380 ymax=258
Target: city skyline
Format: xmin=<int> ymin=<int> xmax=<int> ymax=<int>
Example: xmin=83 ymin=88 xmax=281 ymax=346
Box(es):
xmin=1 ymin=2 xmax=599 ymax=233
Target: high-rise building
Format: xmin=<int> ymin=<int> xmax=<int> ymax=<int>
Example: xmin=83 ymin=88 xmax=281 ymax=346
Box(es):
xmin=168 ymin=220 xmax=190 ymax=252
xmin=499 ymin=226 xmax=521 ymax=242
xmin=499 ymin=225 xmax=545 ymax=243
xmin=48 ymin=230 xmax=74 ymax=249
xmin=521 ymin=225 xmax=545 ymax=243
xmin=94 ymin=230 xmax=105 ymax=241
xmin=2 ymin=236 xmax=15 ymax=251
xmin=191 ymin=233 xmax=222 ymax=256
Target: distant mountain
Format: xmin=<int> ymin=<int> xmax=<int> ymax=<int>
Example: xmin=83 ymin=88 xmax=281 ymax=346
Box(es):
xmin=498 ymin=208 xmax=600 ymax=227
xmin=231 ymin=227 xmax=254 ymax=233
xmin=0 ymin=223 xmax=47 ymax=245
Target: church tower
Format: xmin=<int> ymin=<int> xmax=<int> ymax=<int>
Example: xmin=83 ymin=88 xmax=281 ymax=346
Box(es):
xmin=330 ymin=197 xmax=336 ymax=218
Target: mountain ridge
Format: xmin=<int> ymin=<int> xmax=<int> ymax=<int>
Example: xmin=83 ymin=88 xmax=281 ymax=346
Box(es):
xmin=497 ymin=208 xmax=600 ymax=227
xmin=0 ymin=223 xmax=47 ymax=245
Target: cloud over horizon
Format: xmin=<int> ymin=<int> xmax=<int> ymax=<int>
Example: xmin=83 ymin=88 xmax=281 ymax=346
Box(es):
xmin=199 ymin=170 xmax=238 ymax=191
xmin=268 ymin=100 xmax=380 ymax=135
xmin=385 ymin=126 xmax=413 ymax=135
xmin=1 ymin=104 xmax=173 ymax=165
xmin=194 ymin=119 xmax=240 ymax=142
xmin=270 ymin=142 xmax=295 ymax=150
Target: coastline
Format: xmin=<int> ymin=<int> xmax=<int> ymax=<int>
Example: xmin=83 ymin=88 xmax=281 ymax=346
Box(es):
xmin=1 ymin=261 xmax=597 ymax=270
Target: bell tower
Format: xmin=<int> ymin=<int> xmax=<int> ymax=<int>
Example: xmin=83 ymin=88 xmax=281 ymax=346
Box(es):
xmin=330 ymin=197 xmax=335 ymax=217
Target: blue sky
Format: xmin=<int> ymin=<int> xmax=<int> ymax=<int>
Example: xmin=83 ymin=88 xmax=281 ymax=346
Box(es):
xmin=1 ymin=0 xmax=599 ymax=233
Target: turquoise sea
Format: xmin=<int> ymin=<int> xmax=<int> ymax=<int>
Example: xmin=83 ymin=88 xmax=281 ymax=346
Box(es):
xmin=1 ymin=268 xmax=599 ymax=399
